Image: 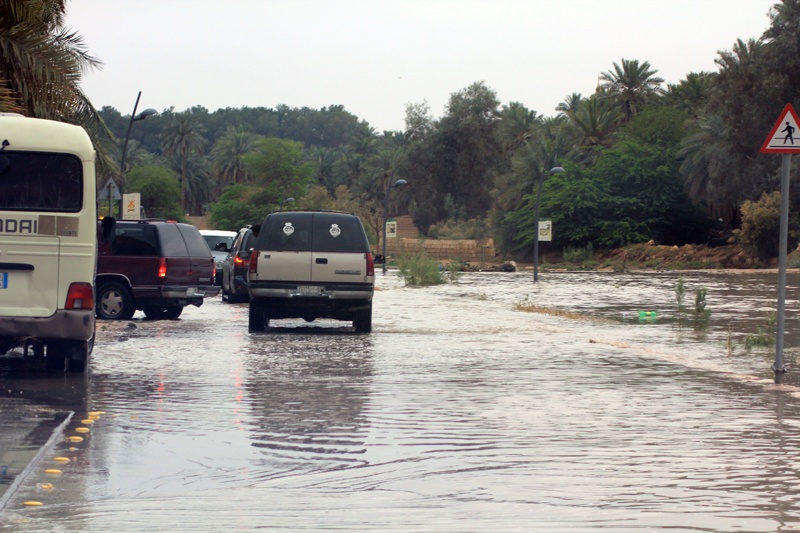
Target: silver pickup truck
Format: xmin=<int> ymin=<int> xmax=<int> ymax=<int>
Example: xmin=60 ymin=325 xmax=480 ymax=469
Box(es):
xmin=247 ymin=211 xmax=375 ymax=333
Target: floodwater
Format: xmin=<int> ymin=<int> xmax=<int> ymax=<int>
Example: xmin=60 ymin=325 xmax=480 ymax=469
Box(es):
xmin=3 ymin=270 xmax=800 ymax=531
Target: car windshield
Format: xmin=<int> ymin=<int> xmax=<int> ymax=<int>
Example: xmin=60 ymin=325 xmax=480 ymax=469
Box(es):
xmin=203 ymin=235 xmax=234 ymax=252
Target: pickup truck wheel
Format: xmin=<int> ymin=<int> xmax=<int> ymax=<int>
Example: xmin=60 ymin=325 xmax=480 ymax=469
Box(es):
xmin=97 ymin=281 xmax=136 ymax=320
xmin=143 ymin=305 xmax=183 ymax=320
xmin=353 ymin=303 xmax=373 ymax=334
xmin=248 ymin=300 xmax=268 ymax=331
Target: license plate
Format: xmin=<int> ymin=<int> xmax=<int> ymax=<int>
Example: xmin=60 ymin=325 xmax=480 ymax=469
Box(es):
xmin=186 ymin=287 xmax=197 ymax=296
xmin=0 ymin=272 xmax=6 ymax=289
xmin=297 ymin=285 xmax=322 ymax=296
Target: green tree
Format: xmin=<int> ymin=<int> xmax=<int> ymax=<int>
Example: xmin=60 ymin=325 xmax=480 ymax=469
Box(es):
xmin=161 ymin=111 xmax=207 ymax=212
xmin=241 ymin=137 xmax=313 ymax=203
xmin=599 ymin=59 xmax=664 ymax=121
xmin=663 ymin=72 xmax=715 ymax=117
xmin=209 ymin=125 xmax=259 ymax=194
xmin=126 ymin=165 xmax=183 ymax=220
xmin=209 ymin=184 xmax=272 ymax=231
xmin=0 ymin=0 xmax=114 ymax=171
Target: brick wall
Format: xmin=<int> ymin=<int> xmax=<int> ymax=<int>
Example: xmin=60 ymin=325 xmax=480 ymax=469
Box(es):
xmin=382 ymin=215 xmax=496 ymax=263
xmin=386 ymin=237 xmax=496 ymax=263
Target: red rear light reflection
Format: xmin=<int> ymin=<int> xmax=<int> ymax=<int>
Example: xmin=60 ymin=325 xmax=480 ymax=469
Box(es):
xmin=158 ymin=257 xmax=167 ymax=278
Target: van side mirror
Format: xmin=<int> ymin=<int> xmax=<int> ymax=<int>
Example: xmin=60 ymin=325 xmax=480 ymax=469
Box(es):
xmin=99 ymin=217 xmax=116 ymax=243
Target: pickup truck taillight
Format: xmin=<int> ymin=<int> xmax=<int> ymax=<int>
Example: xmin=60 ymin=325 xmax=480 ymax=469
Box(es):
xmin=249 ymin=250 xmax=259 ymax=273
xmin=66 ymin=282 xmax=94 ymax=310
xmin=366 ymin=252 xmax=375 ymax=276
xmin=158 ymin=257 xmax=167 ymax=278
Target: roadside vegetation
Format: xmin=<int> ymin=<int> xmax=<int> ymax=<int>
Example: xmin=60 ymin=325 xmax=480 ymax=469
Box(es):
xmin=4 ymin=1 xmax=800 ymax=267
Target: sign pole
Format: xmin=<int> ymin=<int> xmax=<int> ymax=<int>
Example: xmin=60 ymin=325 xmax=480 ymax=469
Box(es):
xmin=774 ymin=153 xmax=790 ymax=383
xmin=760 ymin=104 xmax=800 ymax=383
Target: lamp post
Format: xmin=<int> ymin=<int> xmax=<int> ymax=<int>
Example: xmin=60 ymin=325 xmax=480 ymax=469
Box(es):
xmin=532 ymin=166 xmax=564 ymax=282
xmin=382 ymin=178 xmax=407 ymax=274
xmin=119 ymin=91 xmax=157 ymax=218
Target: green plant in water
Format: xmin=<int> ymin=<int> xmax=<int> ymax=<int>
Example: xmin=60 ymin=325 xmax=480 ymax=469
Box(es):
xmin=744 ymin=311 xmax=777 ymax=350
xmin=674 ymin=276 xmax=687 ymax=328
xmin=442 ymin=257 xmax=464 ymax=283
xmin=692 ymin=287 xmax=711 ymax=330
xmin=396 ymin=252 xmax=444 ymax=287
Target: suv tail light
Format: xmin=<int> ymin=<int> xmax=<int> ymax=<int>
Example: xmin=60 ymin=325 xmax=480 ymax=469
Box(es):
xmin=366 ymin=251 xmax=375 ymax=276
xmin=234 ymin=250 xmax=251 ymax=268
xmin=158 ymin=257 xmax=167 ymax=278
xmin=66 ymin=282 xmax=94 ymax=310
xmin=249 ymin=250 xmax=259 ymax=273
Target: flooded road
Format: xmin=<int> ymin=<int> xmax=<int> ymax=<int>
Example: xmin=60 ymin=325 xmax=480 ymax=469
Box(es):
xmin=3 ymin=270 xmax=800 ymax=531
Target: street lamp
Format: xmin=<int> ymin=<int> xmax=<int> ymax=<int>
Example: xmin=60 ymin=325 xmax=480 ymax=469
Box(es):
xmin=382 ymin=178 xmax=407 ymax=274
xmin=280 ymin=197 xmax=295 ymax=210
xmin=119 ymin=91 xmax=157 ymax=218
xmin=532 ymin=166 xmax=564 ymax=282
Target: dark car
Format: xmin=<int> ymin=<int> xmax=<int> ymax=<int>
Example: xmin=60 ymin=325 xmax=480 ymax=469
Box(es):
xmin=96 ymin=220 xmax=220 ymax=320
xmin=221 ymin=225 xmax=258 ymax=303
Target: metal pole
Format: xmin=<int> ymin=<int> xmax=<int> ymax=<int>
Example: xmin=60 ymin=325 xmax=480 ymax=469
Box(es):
xmin=382 ymin=188 xmax=389 ymax=275
xmin=774 ymin=153 xmax=790 ymax=383
xmin=119 ymin=91 xmax=142 ymax=219
xmin=533 ymin=170 xmax=544 ymax=282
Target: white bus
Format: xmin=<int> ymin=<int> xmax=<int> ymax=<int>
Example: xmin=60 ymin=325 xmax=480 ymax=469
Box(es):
xmin=0 ymin=113 xmax=105 ymax=372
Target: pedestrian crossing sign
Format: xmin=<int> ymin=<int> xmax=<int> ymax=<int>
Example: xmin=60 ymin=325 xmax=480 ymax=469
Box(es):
xmin=761 ymin=104 xmax=800 ymax=153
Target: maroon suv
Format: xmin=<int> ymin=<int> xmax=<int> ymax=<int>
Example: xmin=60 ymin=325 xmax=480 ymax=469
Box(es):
xmin=96 ymin=220 xmax=220 ymax=320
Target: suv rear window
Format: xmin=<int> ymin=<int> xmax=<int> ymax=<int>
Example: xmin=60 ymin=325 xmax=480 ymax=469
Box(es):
xmin=0 ymin=151 xmax=83 ymax=212
xmin=260 ymin=213 xmax=313 ymax=252
xmin=178 ymin=224 xmax=214 ymax=256
xmin=311 ymin=213 xmax=369 ymax=253
xmin=258 ymin=212 xmax=368 ymax=253
xmin=112 ymin=224 xmax=159 ymax=256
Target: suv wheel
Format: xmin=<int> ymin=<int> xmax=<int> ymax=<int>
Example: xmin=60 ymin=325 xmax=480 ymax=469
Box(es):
xmin=97 ymin=281 xmax=136 ymax=320
xmin=248 ymin=300 xmax=268 ymax=332
xmin=353 ymin=303 xmax=373 ymax=334
xmin=143 ymin=305 xmax=183 ymax=320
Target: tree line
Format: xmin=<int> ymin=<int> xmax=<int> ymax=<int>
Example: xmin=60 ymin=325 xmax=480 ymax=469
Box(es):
xmin=3 ymin=0 xmax=800 ymax=260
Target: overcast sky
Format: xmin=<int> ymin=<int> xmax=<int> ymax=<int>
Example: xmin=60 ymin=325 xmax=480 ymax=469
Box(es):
xmin=66 ymin=0 xmax=777 ymax=132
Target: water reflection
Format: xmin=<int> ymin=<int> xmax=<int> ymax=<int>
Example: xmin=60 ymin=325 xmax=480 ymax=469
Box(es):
xmin=243 ymin=330 xmax=373 ymax=475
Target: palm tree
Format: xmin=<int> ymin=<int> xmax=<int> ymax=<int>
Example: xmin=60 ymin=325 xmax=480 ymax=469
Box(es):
xmin=664 ymin=72 xmax=715 ymax=117
xmin=497 ymin=102 xmax=541 ymax=162
xmin=161 ymin=111 xmax=207 ymax=211
xmin=312 ymin=146 xmax=338 ymax=194
xmin=0 ymin=0 xmax=114 ymax=172
xmin=210 ymin=125 xmax=259 ymax=194
xmin=555 ymin=93 xmax=582 ymax=116
xmin=599 ymin=59 xmax=664 ymax=121
xmin=563 ymin=96 xmax=621 ymax=152
xmin=678 ymin=114 xmax=740 ymax=221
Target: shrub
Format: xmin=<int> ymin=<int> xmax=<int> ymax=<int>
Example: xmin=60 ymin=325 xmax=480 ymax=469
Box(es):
xmin=734 ymin=191 xmax=800 ymax=260
xmin=427 ymin=217 xmax=490 ymax=240
xmin=563 ymin=243 xmax=594 ymax=264
xmin=396 ymin=252 xmax=444 ymax=287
